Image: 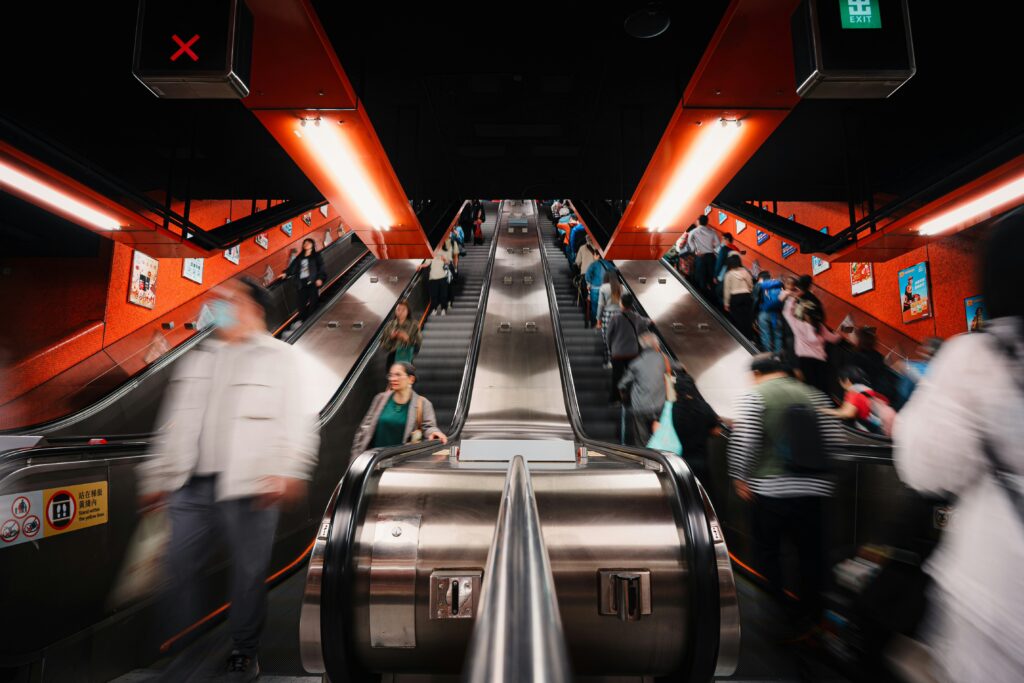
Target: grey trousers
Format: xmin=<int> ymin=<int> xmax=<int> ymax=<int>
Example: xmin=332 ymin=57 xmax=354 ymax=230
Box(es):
xmin=166 ymin=476 xmax=280 ymax=656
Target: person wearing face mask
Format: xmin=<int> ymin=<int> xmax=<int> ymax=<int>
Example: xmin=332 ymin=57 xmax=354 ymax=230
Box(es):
xmin=136 ymin=277 xmax=320 ymax=680
xmin=285 ymin=238 xmax=325 ymax=323
xmin=350 ymin=361 xmax=448 ymax=457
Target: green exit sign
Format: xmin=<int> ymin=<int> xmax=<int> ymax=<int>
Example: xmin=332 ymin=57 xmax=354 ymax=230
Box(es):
xmin=840 ymin=0 xmax=882 ymax=29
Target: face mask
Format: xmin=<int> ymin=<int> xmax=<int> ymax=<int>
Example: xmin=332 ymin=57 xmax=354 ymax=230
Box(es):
xmin=210 ymin=299 xmax=239 ymax=329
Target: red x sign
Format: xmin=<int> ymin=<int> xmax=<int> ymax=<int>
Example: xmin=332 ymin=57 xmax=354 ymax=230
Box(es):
xmin=170 ymin=34 xmax=200 ymax=62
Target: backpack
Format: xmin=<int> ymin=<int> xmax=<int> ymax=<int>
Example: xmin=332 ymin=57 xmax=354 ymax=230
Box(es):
xmin=777 ymin=402 xmax=831 ymax=473
xmin=759 ymin=279 xmax=784 ymax=313
xmin=857 ymin=388 xmax=896 ymax=437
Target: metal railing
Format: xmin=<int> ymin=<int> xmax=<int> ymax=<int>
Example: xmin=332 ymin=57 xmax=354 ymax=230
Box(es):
xmin=463 ymin=454 xmax=571 ymax=683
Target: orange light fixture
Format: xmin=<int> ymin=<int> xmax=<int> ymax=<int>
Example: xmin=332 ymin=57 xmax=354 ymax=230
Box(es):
xmin=0 ymin=160 xmax=123 ymax=231
xmin=918 ymin=174 xmax=1024 ymax=236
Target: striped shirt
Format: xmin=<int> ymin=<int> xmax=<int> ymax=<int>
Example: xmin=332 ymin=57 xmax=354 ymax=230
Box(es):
xmin=727 ymin=380 xmax=845 ymax=497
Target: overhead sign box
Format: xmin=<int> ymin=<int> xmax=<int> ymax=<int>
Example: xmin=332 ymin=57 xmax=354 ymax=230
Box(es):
xmin=792 ymin=0 xmax=915 ymax=99
xmin=132 ymin=0 xmax=253 ymax=99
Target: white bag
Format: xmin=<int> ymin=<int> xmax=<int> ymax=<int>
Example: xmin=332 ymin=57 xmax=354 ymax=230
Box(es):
xmin=107 ymin=509 xmax=170 ymax=609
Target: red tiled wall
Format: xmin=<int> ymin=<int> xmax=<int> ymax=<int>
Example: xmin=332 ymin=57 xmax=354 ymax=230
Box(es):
xmin=721 ymin=202 xmax=984 ymax=343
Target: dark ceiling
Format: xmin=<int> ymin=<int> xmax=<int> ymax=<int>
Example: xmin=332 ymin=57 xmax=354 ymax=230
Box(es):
xmin=2 ymin=1 xmax=1023 ymax=238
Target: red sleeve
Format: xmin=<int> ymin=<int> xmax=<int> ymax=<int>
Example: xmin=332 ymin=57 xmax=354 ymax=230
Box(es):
xmin=845 ymin=391 xmax=872 ymax=420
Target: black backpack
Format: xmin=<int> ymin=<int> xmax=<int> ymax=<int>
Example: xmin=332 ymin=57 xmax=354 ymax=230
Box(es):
xmin=776 ymin=402 xmax=831 ymax=473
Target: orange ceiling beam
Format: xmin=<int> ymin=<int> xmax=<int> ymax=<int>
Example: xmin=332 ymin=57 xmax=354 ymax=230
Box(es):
xmin=0 ymin=142 xmax=206 ymax=258
xmin=243 ymin=0 xmax=431 ymax=260
xmin=828 ymin=154 xmax=1024 ymax=262
xmin=606 ymin=0 xmax=802 ymax=260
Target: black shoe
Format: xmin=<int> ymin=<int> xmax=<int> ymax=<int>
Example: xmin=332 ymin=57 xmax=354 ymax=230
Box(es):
xmin=225 ymin=651 xmax=260 ymax=681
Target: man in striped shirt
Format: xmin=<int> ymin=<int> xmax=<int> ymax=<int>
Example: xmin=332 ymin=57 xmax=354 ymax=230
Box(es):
xmin=727 ymin=353 xmax=844 ymax=633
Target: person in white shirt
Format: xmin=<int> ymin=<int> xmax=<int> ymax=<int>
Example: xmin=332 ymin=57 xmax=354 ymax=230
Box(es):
xmin=893 ymin=218 xmax=1024 ymax=683
xmin=687 ymin=215 xmax=722 ymax=296
xmin=421 ymin=241 xmax=453 ymax=316
xmin=138 ymin=277 xmax=320 ymax=680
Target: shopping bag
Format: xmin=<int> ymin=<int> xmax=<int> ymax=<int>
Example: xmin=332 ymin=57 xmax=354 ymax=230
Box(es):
xmin=647 ymin=401 xmax=682 ymax=455
xmin=107 ymin=509 xmax=170 ymax=609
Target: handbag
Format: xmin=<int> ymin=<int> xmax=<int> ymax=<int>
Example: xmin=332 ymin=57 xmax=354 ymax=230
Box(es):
xmin=647 ymin=400 xmax=683 ymax=455
xmin=408 ymin=398 xmax=425 ymax=443
xmin=107 ymin=508 xmax=169 ymax=609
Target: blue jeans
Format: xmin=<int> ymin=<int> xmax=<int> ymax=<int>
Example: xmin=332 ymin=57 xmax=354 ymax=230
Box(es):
xmin=758 ymin=310 xmax=783 ymax=353
xmin=165 ymin=476 xmax=280 ymax=656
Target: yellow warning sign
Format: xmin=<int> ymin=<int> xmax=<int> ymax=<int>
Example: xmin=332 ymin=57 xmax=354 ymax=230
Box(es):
xmin=43 ymin=481 xmax=108 ymax=537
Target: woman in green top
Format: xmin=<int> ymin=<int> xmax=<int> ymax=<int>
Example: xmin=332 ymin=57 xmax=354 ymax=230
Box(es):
xmin=350 ymin=362 xmax=447 ymax=457
xmin=381 ymin=301 xmax=423 ymax=366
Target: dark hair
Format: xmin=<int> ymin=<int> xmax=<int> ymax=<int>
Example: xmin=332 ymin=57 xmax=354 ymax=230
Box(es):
xmin=621 ymin=292 xmax=635 ymax=310
xmin=726 ymin=254 xmax=742 ymax=270
xmin=757 ymin=270 xmax=771 ymax=281
xmin=751 ymin=353 xmax=788 ymax=375
xmin=302 ymin=238 xmax=316 ymax=251
xmin=395 ymin=300 xmax=411 ymax=314
xmin=838 ymin=365 xmax=869 ymax=386
xmin=855 ymin=326 xmax=877 ymax=352
xmin=982 ymin=211 xmax=1024 ymax=320
xmin=239 ymin=276 xmax=273 ymax=323
xmin=686 ymin=224 xmax=697 ymax=233
xmin=723 ymin=233 xmax=734 ymax=243
xmin=697 ymin=214 xmax=709 ymax=226
xmin=796 ymin=274 xmax=813 ymax=292
xmin=391 ymin=361 xmax=417 ymax=379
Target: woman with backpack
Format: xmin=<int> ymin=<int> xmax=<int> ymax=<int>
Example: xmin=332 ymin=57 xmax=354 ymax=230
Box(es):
xmin=780 ymin=283 xmax=841 ymax=394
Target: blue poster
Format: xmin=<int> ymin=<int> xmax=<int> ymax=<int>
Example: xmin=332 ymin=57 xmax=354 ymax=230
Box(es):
xmin=811 ymin=227 xmax=831 ymax=275
xmin=964 ymin=295 xmax=986 ymax=332
xmin=898 ymin=261 xmax=931 ymax=323
xmin=281 ymin=221 xmax=293 ymax=237
xmin=781 ymin=241 xmax=796 ymax=259
xmin=717 ymin=210 xmax=728 ymax=225
xmin=788 ymin=213 xmax=795 ymax=221
xmin=756 ymin=229 xmax=770 ymax=245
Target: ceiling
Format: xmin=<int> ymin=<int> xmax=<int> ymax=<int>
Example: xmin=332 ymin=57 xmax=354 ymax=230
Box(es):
xmin=3 ymin=1 xmax=1023 ymax=251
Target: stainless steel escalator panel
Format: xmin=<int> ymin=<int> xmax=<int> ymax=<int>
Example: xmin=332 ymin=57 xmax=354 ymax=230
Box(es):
xmin=616 ymin=259 xmax=753 ymax=420
xmin=461 ymin=201 xmax=573 ymax=442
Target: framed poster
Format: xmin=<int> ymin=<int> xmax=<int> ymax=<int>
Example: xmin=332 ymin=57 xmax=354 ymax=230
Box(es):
xmin=898 ymin=261 xmax=931 ymax=323
xmin=756 ymin=229 xmax=770 ymax=245
xmin=811 ymin=227 xmax=831 ymax=275
xmin=224 ymin=244 xmax=240 ymax=265
xmin=717 ymin=210 xmax=728 ymax=225
xmin=703 ymin=205 xmax=712 ymax=216
xmin=788 ymin=213 xmax=796 ymax=221
xmin=302 ymin=212 xmax=313 ymax=227
xmin=182 ymin=257 xmax=204 ymax=284
xmin=254 ymin=232 xmax=269 ymax=250
xmin=735 ymin=219 xmax=747 ymax=234
xmin=319 ymin=204 xmax=329 ymax=218
xmin=129 ymin=250 xmax=159 ymax=309
xmin=964 ymin=296 xmax=986 ymax=332
xmin=323 ymin=227 xmax=334 ymax=247
xmin=850 ymin=262 xmax=874 ymax=295
xmin=781 ymin=241 xmax=796 ymax=259
xmin=281 ymin=221 xmax=293 ymax=237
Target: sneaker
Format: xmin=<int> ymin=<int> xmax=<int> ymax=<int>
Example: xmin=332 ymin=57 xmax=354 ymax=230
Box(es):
xmin=431 ymin=308 xmax=439 ymax=316
xmin=225 ymin=651 xmax=260 ymax=681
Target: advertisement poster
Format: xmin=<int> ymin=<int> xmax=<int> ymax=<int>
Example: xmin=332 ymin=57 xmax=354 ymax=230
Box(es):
xmin=850 ymin=262 xmax=874 ymax=295
xmin=224 ymin=245 xmax=240 ymax=265
xmin=129 ymin=250 xmax=158 ymax=309
xmin=898 ymin=261 xmax=931 ymax=323
xmin=735 ymin=219 xmax=747 ymax=234
xmin=964 ymin=296 xmax=986 ymax=332
xmin=756 ymin=229 xmax=770 ymax=245
xmin=781 ymin=241 xmax=796 ymax=259
xmin=703 ymin=205 xmax=712 ymax=216
xmin=182 ymin=257 xmax=204 ymax=284
xmin=717 ymin=210 xmax=727 ymax=225
xmin=254 ymin=233 xmax=269 ymax=250
xmin=324 ymin=227 xmax=334 ymax=247
xmin=281 ymin=221 xmax=293 ymax=237
xmin=302 ymin=212 xmax=313 ymax=227
xmin=319 ymin=204 xmax=329 ymax=218
xmin=812 ymin=227 xmax=831 ymax=275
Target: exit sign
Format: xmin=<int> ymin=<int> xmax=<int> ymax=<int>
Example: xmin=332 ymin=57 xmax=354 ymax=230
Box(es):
xmin=840 ymin=0 xmax=882 ymax=29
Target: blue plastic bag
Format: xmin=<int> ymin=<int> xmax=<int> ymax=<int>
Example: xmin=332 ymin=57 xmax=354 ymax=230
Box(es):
xmin=646 ymin=401 xmax=682 ymax=455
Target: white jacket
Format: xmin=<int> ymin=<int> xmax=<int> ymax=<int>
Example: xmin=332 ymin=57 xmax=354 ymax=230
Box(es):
xmin=139 ymin=334 xmax=320 ymax=501
xmin=893 ymin=317 xmax=1024 ymax=680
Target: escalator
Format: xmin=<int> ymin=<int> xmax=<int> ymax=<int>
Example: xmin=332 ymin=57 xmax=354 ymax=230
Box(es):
xmin=1 ymin=233 xmax=374 ymax=441
xmin=302 ymin=200 xmax=738 ymax=683
xmin=0 ymin=204 xmax=502 ymax=682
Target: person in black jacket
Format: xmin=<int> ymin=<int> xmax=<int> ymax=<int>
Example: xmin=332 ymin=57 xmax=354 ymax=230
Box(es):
xmin=286 ymin=238 xmax=326 ymax=323
xmin=671 ymin=370 xmax=722 ymax=497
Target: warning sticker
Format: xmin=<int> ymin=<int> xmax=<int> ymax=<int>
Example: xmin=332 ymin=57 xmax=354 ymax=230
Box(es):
xmin=0 ymin=481 xmax=108 ymax=549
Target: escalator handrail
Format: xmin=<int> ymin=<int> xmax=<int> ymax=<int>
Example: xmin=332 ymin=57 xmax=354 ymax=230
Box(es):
xmin=536 ymin=207 xmax=731 ymax=681
xmin=463 ymin=454 xmax=571 ymax=683
xmin=654 ymin=258 xmax=895 ymax=454
xmin=4 ymin=233 xmax=363 ymax=437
